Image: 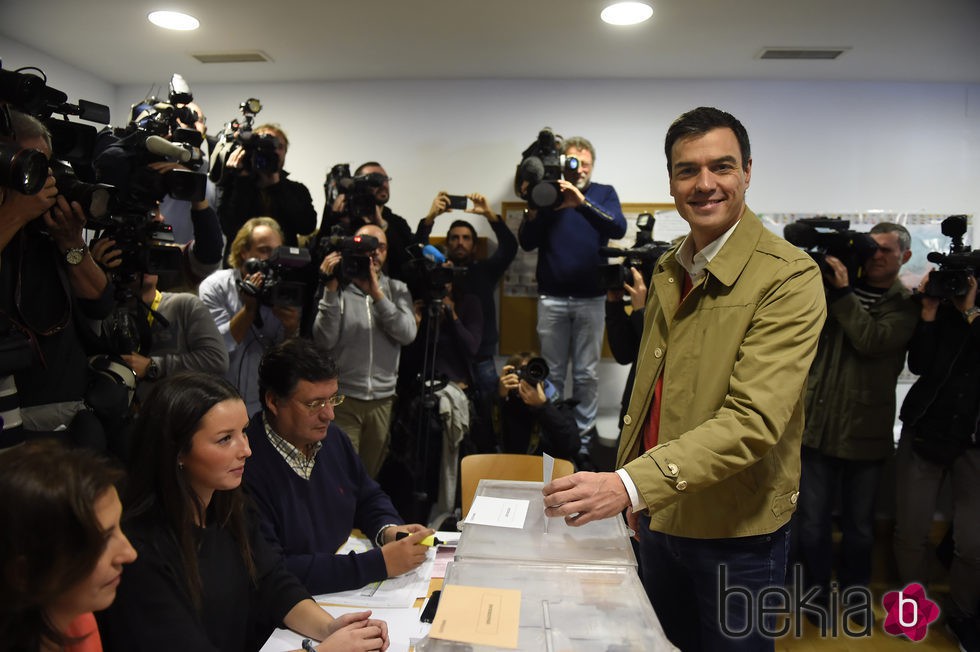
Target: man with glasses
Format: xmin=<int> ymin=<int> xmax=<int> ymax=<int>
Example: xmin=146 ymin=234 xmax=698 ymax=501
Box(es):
xmin=244 ymin=337 xmax=433 ymax=596
xmin=313 ymin=223 xmax=418 ymax=477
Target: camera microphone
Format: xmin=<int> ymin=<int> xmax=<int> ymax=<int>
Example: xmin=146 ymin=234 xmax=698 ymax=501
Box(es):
xmin=926 ymin=251 xmax=946 ymax=265
xmin=422 ymin=244 xmax=446 ymax=265
xmin=145 ymin=135 xmax=201 ymax=166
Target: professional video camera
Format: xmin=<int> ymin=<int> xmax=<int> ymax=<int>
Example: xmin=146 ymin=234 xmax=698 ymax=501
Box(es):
xmin=402 ymin=243 xmax=465 ymax=303
xmin=209 ymin=97 xmax=278 ymax=183
xmin=0 ymin=61 xmax=111 ymax=202
xmin=513 ymin=128 xmax=581 ymax=210
xmin=783 ymin=217 xmax=878 ymax=283
xmin=314 ymin=226 xmax=379 ymax=283
xmin=324 ymin=163 xmax=386 ymax=220
xmin=236 ymin=245 xmax=311 ymax=308
xmin=922 ymin=215 xmax=980 ymax=299
xmin=597 ymin=213 xmax=672 ymax=291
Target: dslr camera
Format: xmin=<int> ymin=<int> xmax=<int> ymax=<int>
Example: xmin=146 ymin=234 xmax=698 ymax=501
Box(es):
xmin=598 ymin=213 xmax=671 ymax=292
xmin=237 ymin=246 xmax=311 ymax=308
xmin=324 ymin=163 xmax=386 ymax=220
xmin=923 ymin=215 xmax=980 ymax=299
xmin=515 ymin=357 xmax=549 ymax=386
xmin=513 ymin=128 xmax=581 ymax=210
xmin=783 ymin=217 xmax=878 ymax=284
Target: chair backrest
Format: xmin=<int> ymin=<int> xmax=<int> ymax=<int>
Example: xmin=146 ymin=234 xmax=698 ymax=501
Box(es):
xmin=460 ymin=453 xmax=575 ymax=517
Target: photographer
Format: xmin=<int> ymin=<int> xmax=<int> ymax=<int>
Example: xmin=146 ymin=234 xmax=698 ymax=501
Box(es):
xmin=218 ymin=123 xmax=316 ymax=257
xmin=319 ymin=162 xmax=414 ymax=284
xmin=893 ymin=272 xmax=980 ymax=649
xmin=497 ymin=352 xmax=579 ymax=460
xmin=796 ymin=222 xmax=918 ymax=615
xmin=417 ymin=192 xmax=517 ymax=397
xmin=0 ymin=111 xmax=116 ymax=442
xmin=605 ymin=266 xmax=648 ymax=430
xmin=518 ymin=135 xmax=626 ymax=460
xmin=313 ymin=223 xmax=417 ymax=478
xmin=199 ymin=217 xmax=300 ymax=415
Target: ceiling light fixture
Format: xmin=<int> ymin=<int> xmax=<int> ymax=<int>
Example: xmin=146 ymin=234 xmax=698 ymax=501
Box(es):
xmin=148 ymin=10 xmax=200 ymax=31
xmin=601 ymin=2 xmax=653 ymax=26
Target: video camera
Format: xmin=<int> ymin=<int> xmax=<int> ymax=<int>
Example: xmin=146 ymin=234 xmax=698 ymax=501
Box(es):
xmin=598 ymin=213 xmax=671 ymax=291
xmin=403 ymin=243 xmax=465 ymax=303
xmin=0 ymin=61 xmax=111 ymax=205
xmin=783 ymin=217 xmax=878 ymax=284
xmin=923 ymin=215 xmax=980 ymax=299
xmin=209 ymin=98 xmax=280 ymax=182
xmin=236 ymin=246 xmax=311 ymax=308
xmin=324 ymin=163 xmax=386 ymax=220
xmin=513 ymin=128 xmax=581 ymax=210
xmin=315 ymin=226 xmax=380 ymax=284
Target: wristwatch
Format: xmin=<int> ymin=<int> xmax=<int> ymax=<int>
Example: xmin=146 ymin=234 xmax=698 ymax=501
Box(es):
xmin=64 ymin=246 xmax=87 ymax=265
xmin=145 ymin=358 xmax=160 ymax=380
xmin=964 ymin=307 xmax=980 ymax=321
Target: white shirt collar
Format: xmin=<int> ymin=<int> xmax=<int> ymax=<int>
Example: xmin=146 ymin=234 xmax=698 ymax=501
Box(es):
xmin=674 ymin=220 xmax=741 ymax=283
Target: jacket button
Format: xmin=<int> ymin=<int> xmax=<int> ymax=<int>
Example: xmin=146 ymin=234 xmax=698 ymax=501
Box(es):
xmin=623 ymin=414 xmax=632 ymax=426
xmin=667 ymin=463 xmax=678 ymax=475
xmin=675 ymin=480 xmax=688 ymax=491
xmin=668 ymin=277 xmax=675 ymax=283
xmin=790 ymin=492 xmax=799 ymax=504
xmin=654 ymin=348 xmax=663 ymax=358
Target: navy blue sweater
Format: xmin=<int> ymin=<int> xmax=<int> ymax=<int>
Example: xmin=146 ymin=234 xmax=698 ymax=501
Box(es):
xmin=518 ymin=182 xmax=627 ymax=297
xmin=243 ymin=416 xmax=403 ymax=595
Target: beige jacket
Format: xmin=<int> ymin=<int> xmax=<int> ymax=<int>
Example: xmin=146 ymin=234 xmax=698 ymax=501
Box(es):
xmin=618 ymin=208 xmax=826 ymax=538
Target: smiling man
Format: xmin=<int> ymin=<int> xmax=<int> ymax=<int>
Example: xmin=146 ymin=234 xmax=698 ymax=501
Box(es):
xmin=543 ymin=107 xmax=826 ymax=651
xmin=243 ymin=338 xmax=432 ymax=596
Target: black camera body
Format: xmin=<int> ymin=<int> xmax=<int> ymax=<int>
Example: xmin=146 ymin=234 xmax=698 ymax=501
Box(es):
xmin=516 ymin=357 xmax=549 ymax=386
xmin=783 ymin=217 xmax=878 ymax=284
xmin=208 ymin=97 xmax=266 ymax=184
xmin=514 ymin=128 xmax=580 ymax=210
xmin=598 ymin=213 xmax=671 ymax=292
xmin=237 ymin=246 xmax=311 ymax=308
xmin=314 ymin=227 xmax=380 ymax=284
xmin=924 ymin=215 xmax=980 ymax=299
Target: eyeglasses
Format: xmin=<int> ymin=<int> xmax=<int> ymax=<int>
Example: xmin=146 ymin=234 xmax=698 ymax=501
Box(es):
xmin=294 ymin=394 xmax=345 ymax=413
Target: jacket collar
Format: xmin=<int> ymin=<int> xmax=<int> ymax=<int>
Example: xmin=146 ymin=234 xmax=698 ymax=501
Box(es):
xmin=701 ymin=207 xmax=763 ymax=289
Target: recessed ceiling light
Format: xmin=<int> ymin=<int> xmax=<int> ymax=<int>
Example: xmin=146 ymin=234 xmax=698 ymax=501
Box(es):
xmin=601 ymin=2 xmax=653 ymax=26
xmin=148 ymin=10 xmax=200 ymax=31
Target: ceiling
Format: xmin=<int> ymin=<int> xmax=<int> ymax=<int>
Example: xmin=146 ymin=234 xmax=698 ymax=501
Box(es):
xmin=2 ymin=0 xmax=979 ymax=86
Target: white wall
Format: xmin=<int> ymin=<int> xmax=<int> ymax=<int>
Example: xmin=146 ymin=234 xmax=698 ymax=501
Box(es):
xmin=6 ymin=41 xmax=980 ymax=426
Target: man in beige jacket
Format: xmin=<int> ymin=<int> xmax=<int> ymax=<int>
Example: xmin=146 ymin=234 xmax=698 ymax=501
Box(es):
xmin=544 ymin=107 xmax=826 ymax=651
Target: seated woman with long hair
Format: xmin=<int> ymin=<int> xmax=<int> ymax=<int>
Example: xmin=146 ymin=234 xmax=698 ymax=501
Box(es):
xmin=99 ymin=372 xmax=388 ymax=652
xmin=0 ymin=439 xmax=137 ymax=651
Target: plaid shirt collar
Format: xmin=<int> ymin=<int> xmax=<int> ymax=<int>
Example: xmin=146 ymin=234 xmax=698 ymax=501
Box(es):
xmin=263 ymin=413 xmax=322 ymax=480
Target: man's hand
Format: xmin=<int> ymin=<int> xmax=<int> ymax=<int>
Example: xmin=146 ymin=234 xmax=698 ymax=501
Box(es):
xmin=380 ymin=528 xmax=435 ymax=578
xmin=381 ymin=523 xmax=428 ymax=544
xmin=43 ymin=195 xmax=87 ymax=252
xmin=121 ymin=352 xmax=152 ymax=379
xmin=239 ymin=271 xmax=264 ymax=311
xmin=467 ymin=193 xmax=498 ymax=222
xmin=319 ymin=251 xmax=342 ymax=292
xmin=542 ymin=471 xmax=630 ymax=527
xmin=498 ymin=365 xmax=519 ymax=398
xmin=623 ymin=266 xmax=647 ymax=310
xmin=517 ymin=379 xmax=547 ymax=407
xmin=952 ymin=275 xmax=978 ymax=316
xmin=425 ymin=191 xmax=451 ymax=224
xmin=91 ymin=238 xmax=123 ymax=269
xmin=0 ymin=173 xmax=57 ymax=226
xmin=555 ymin=179 xmax=586 ymax=210
xmin=822 ymin=255 xmax=849 ymax=289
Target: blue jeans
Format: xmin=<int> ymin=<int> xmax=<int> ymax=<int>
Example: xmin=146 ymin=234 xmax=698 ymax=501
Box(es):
xmin=471 ymin=357 xmax=499 ymax=399
xmin=796 ymin=446 xmax=882 ymax=597
xmin=638 ymin=515 xmax=791 ymax=652
xmin=536 ymin=295 xmax=605 ymax=440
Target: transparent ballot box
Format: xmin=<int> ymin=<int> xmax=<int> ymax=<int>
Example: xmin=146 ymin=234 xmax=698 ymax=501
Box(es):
xmin=456 ymin=480 xmax=637 ymax=567
xmin=416 ymin=561 xmax=676 ymax=651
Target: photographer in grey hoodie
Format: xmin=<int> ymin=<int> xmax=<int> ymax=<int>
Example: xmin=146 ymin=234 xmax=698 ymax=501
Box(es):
xmin=314 ymin=223 xmax=417 ymax=477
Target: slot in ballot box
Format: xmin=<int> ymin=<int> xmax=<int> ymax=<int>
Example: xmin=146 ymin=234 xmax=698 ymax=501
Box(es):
xmin=416 ymin=561 xmax=676 ymax=651
xmin=456 ymin=480 xmax=637 ymax=567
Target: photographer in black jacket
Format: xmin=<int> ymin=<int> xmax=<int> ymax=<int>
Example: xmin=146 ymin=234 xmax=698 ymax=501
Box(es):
xmin=497 ymin=352 xmax=579 ymax=461
xmin=893 ymin=271 xmax=980 ymax=650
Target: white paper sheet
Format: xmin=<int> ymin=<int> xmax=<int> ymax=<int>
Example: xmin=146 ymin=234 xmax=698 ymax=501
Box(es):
xmin=462 ymin=495 xmax=529 ymax=529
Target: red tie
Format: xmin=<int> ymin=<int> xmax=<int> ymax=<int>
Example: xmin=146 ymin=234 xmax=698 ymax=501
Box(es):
xmin=641 ymin=273 xmax=694 ymax=452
